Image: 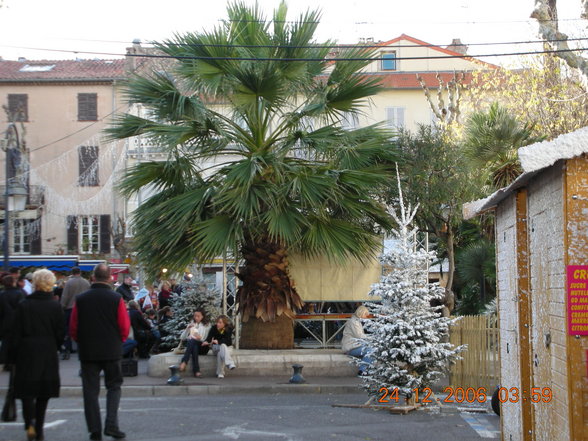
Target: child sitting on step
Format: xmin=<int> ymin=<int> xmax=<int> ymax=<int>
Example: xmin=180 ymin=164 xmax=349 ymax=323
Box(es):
xmin=202 ymin=315 xmax=236 ymax=378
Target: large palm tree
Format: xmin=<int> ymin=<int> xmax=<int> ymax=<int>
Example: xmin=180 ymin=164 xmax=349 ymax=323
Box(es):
xmin=463 ymin=102 xmax=543 ymax=189
xmin=108 ymin=1 xmax=397 ymax=348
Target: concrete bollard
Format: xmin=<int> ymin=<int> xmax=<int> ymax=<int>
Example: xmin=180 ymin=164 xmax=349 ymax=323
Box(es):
xmin=167 ymin=365 xmax=184 ymax=386
xmin=289 ymin=364 xmax=306 ymax=384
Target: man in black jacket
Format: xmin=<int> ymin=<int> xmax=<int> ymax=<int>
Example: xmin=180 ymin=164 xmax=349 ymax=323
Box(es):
xmin=70 ymin=264 xmax=130 ymax=441
xmin=115 ymin=276 xmax=134 ymax=303
xmin=0 ymin=274 xmax=24 ymax=420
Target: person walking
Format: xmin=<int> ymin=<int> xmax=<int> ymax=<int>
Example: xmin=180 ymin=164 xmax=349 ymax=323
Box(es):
xmin=60 ymin=267 xmax=90 ymax=360
xmin=0 ymin=274 xmax=24 ymax=422
xmin=0 ymin=274 xmax=24 ymax=363
xmin=70 ymin=264 xmax=130 ymax=441
xmin=7 ymin=269 xmax=64 ymax=441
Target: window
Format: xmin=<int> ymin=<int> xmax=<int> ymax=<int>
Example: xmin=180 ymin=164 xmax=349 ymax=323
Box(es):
xmin=78 ymin=146 xmax=99 ymax=186
xmin=19 ymin=64 xmax=55 ymax=72
xmin=341 ymin=112 xmax=359 ymax=130
xmin=78 ymin=93 xmax=97 ymax=121
xmin=386 ymin=107 xmax=405 ymax=130
xmin=381 ymin=52 xmax=397 ymax=71
xmin=79 ymin=215 xmax=100 ymax=254
xmin=13 ymin=219 xmax=31 ymax=254
xmin=8 ymin=94 xmax=28 ymax=122
xmin=67 ymin=214 xmax=111 ymax=255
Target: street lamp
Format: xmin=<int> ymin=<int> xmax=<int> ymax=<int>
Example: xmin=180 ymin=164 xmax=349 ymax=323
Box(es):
xmin=3 ymin=123 xmax=28 ymax=270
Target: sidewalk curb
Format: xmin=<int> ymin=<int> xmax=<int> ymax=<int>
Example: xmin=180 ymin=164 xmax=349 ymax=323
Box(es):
xmin=0 ymin=384 xmax=362 ymax=398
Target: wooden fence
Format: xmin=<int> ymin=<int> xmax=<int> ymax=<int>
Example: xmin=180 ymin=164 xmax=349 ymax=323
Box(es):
xmin=449 ymin=314 xmax=500 ymax=391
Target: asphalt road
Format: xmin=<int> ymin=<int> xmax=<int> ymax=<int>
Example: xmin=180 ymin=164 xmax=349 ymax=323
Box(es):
xmin=0 ymin=393 xmax=499 ymax=441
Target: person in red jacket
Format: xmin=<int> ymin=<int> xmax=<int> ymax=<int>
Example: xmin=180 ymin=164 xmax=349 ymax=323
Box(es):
xmin=70 ymin=264 xmax=130 ymax=441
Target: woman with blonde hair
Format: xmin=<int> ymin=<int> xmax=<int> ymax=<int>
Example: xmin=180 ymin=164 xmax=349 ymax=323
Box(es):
xmin=202 ymin=315 xmax=236 ymax=378
xmin=341 ymin=305 xmax=373 ymax=376
xmin=8 ymin=269 xmax=64 ymax=440
xmin=158 ymin=281 xmax=172 ymax=309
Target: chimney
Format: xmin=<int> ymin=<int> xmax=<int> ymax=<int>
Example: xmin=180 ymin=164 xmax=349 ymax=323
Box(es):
xmin=126 ymin=38 xmax=144 ymax=72
xmin=446 ymin=38 xmax=468 ymax=55
xmin=358 ymin=37 xmax=375 ymax=45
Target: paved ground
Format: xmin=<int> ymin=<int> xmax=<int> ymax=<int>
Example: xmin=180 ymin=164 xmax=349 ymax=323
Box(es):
xmin=0 ymin=357 xmax=500 ymax=440
xmin=0 ymin=358 xmax=364 ymax=396
xmin=0 ymin=394 xmax=500 ymax=441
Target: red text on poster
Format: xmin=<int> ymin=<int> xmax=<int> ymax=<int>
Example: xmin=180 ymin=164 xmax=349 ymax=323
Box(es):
xmin=568 ymin=265 xmax=588 ymax=335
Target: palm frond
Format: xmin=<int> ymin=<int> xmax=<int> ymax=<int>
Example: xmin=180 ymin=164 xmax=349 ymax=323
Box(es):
xmin=113 ymin=0 xmax=395 ymax=281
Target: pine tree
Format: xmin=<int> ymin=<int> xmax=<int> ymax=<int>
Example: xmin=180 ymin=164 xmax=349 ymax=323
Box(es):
xmin=359 ymin=172 xmax=465 ymax=398
xmin=161 ymin=278 xmax=222 ymax=349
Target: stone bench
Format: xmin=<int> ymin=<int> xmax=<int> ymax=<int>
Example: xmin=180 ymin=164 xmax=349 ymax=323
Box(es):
xmin=148 ymin=349 xmax=358 ymax=377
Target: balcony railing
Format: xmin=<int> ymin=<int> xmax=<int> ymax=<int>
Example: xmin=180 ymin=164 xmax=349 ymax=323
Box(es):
xmin=126 ymin=144 xmax=166 ymax=158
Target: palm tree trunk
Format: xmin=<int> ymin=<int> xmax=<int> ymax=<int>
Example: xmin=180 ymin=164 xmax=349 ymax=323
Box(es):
xmin=237 ymin=240 xmax=304 ymax=349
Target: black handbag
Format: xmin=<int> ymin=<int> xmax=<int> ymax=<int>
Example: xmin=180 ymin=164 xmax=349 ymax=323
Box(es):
xmin=121 ymin=357 xmax=138 ymax=377
xmin=1 ymin=365 xmax=17 ymax=422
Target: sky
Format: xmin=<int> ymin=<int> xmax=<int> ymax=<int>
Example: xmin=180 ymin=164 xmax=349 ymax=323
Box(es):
xmin=0 ymin=0 xmax=585 ymax=66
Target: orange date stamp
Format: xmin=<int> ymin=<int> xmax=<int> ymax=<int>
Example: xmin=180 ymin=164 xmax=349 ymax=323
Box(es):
xmin=378 ymin=386 xmax=553 ymax=404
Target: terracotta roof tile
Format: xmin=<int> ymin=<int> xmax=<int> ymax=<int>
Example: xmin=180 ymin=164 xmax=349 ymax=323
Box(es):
xmin=317 ymin=71 xmax=473 ymax=89
xmin=0 ymin=59 xmax=127 ymax=82
xmin=375 ymin=71 xmax=474 ymax=89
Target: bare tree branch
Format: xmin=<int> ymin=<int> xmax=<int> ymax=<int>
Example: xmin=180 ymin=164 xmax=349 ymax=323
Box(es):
xmin=417 ymin=74 xmax=444 ymax=120
xmin=531 ymin=0 xmax=588 ymax=82
xmin=416 ymin=72 xmax=466 ymax=124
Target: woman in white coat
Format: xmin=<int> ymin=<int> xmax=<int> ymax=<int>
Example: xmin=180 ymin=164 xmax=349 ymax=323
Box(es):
xmin=179 ymin=310 xmax=211 ymax=377
xmin=341 ymin=305 xmax=373 ymax=375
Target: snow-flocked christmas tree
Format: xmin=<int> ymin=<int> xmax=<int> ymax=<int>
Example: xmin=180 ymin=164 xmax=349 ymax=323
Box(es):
xmin=161 ymin=277 xmax=222 ymax=349
xmin=359 ymin=171 xmax=465 ymax=398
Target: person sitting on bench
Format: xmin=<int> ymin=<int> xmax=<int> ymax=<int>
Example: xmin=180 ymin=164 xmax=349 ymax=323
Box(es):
xmin=178 ymin=310 xmax=211 ymax=377
xmin=341 ymin=305 xmax=373 ymax=376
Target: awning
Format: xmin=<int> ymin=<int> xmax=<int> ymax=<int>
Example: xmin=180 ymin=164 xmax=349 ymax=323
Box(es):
xmin=110 ymin=264 xmax=130 ymax=274
xmin=77 ymin=259 xmax=106 ymax=272
xmin=1 ymin=256 xmax=123 ymax=273
xmin=1 ymin=255 xmax=78 ymax=271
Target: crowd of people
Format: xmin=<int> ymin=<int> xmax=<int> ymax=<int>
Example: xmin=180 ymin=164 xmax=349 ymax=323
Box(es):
xmin=0 ymin=265 xmax=236 ymax=441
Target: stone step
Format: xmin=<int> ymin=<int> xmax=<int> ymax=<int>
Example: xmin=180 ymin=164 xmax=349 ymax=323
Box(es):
xmin=148 ymin=349 xmax=358 ymax=378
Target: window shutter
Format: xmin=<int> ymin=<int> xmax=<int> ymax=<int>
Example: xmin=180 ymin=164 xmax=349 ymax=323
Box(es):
xmin=386 ymin=107 xmax=405 ymax=129
xmin=67 ymin=216 xmax=79 ymax=254
xmin=99 ymin=214 xmax=111 ymax=254
xmin=78 ymin=146 xmax=99 ymax=186
xmin=396 ymin=107 xmax=405 ymax=128
xmin=8 ymin=94 xmax=28 ymax=122
xmin=341 ymin=112 xmax=358 ymax=130
xmin=78 ymin=93 xmax=97 ymax=121
xmin=30 ymin=219 xmax=42 ymax=254
xmin=386 ymin=107 xmax=395 ymax=127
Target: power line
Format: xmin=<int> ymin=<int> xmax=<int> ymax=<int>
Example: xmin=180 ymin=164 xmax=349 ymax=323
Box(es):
xmin=35 ymin=36 xmax=588 ymax=50
xmin=2 ymin=44 xmax=585 ymax=62
xmin=216 ymin=17 xmax=588 ymax=25
xmin=147 ymin=36 xmax=588 ymax=50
